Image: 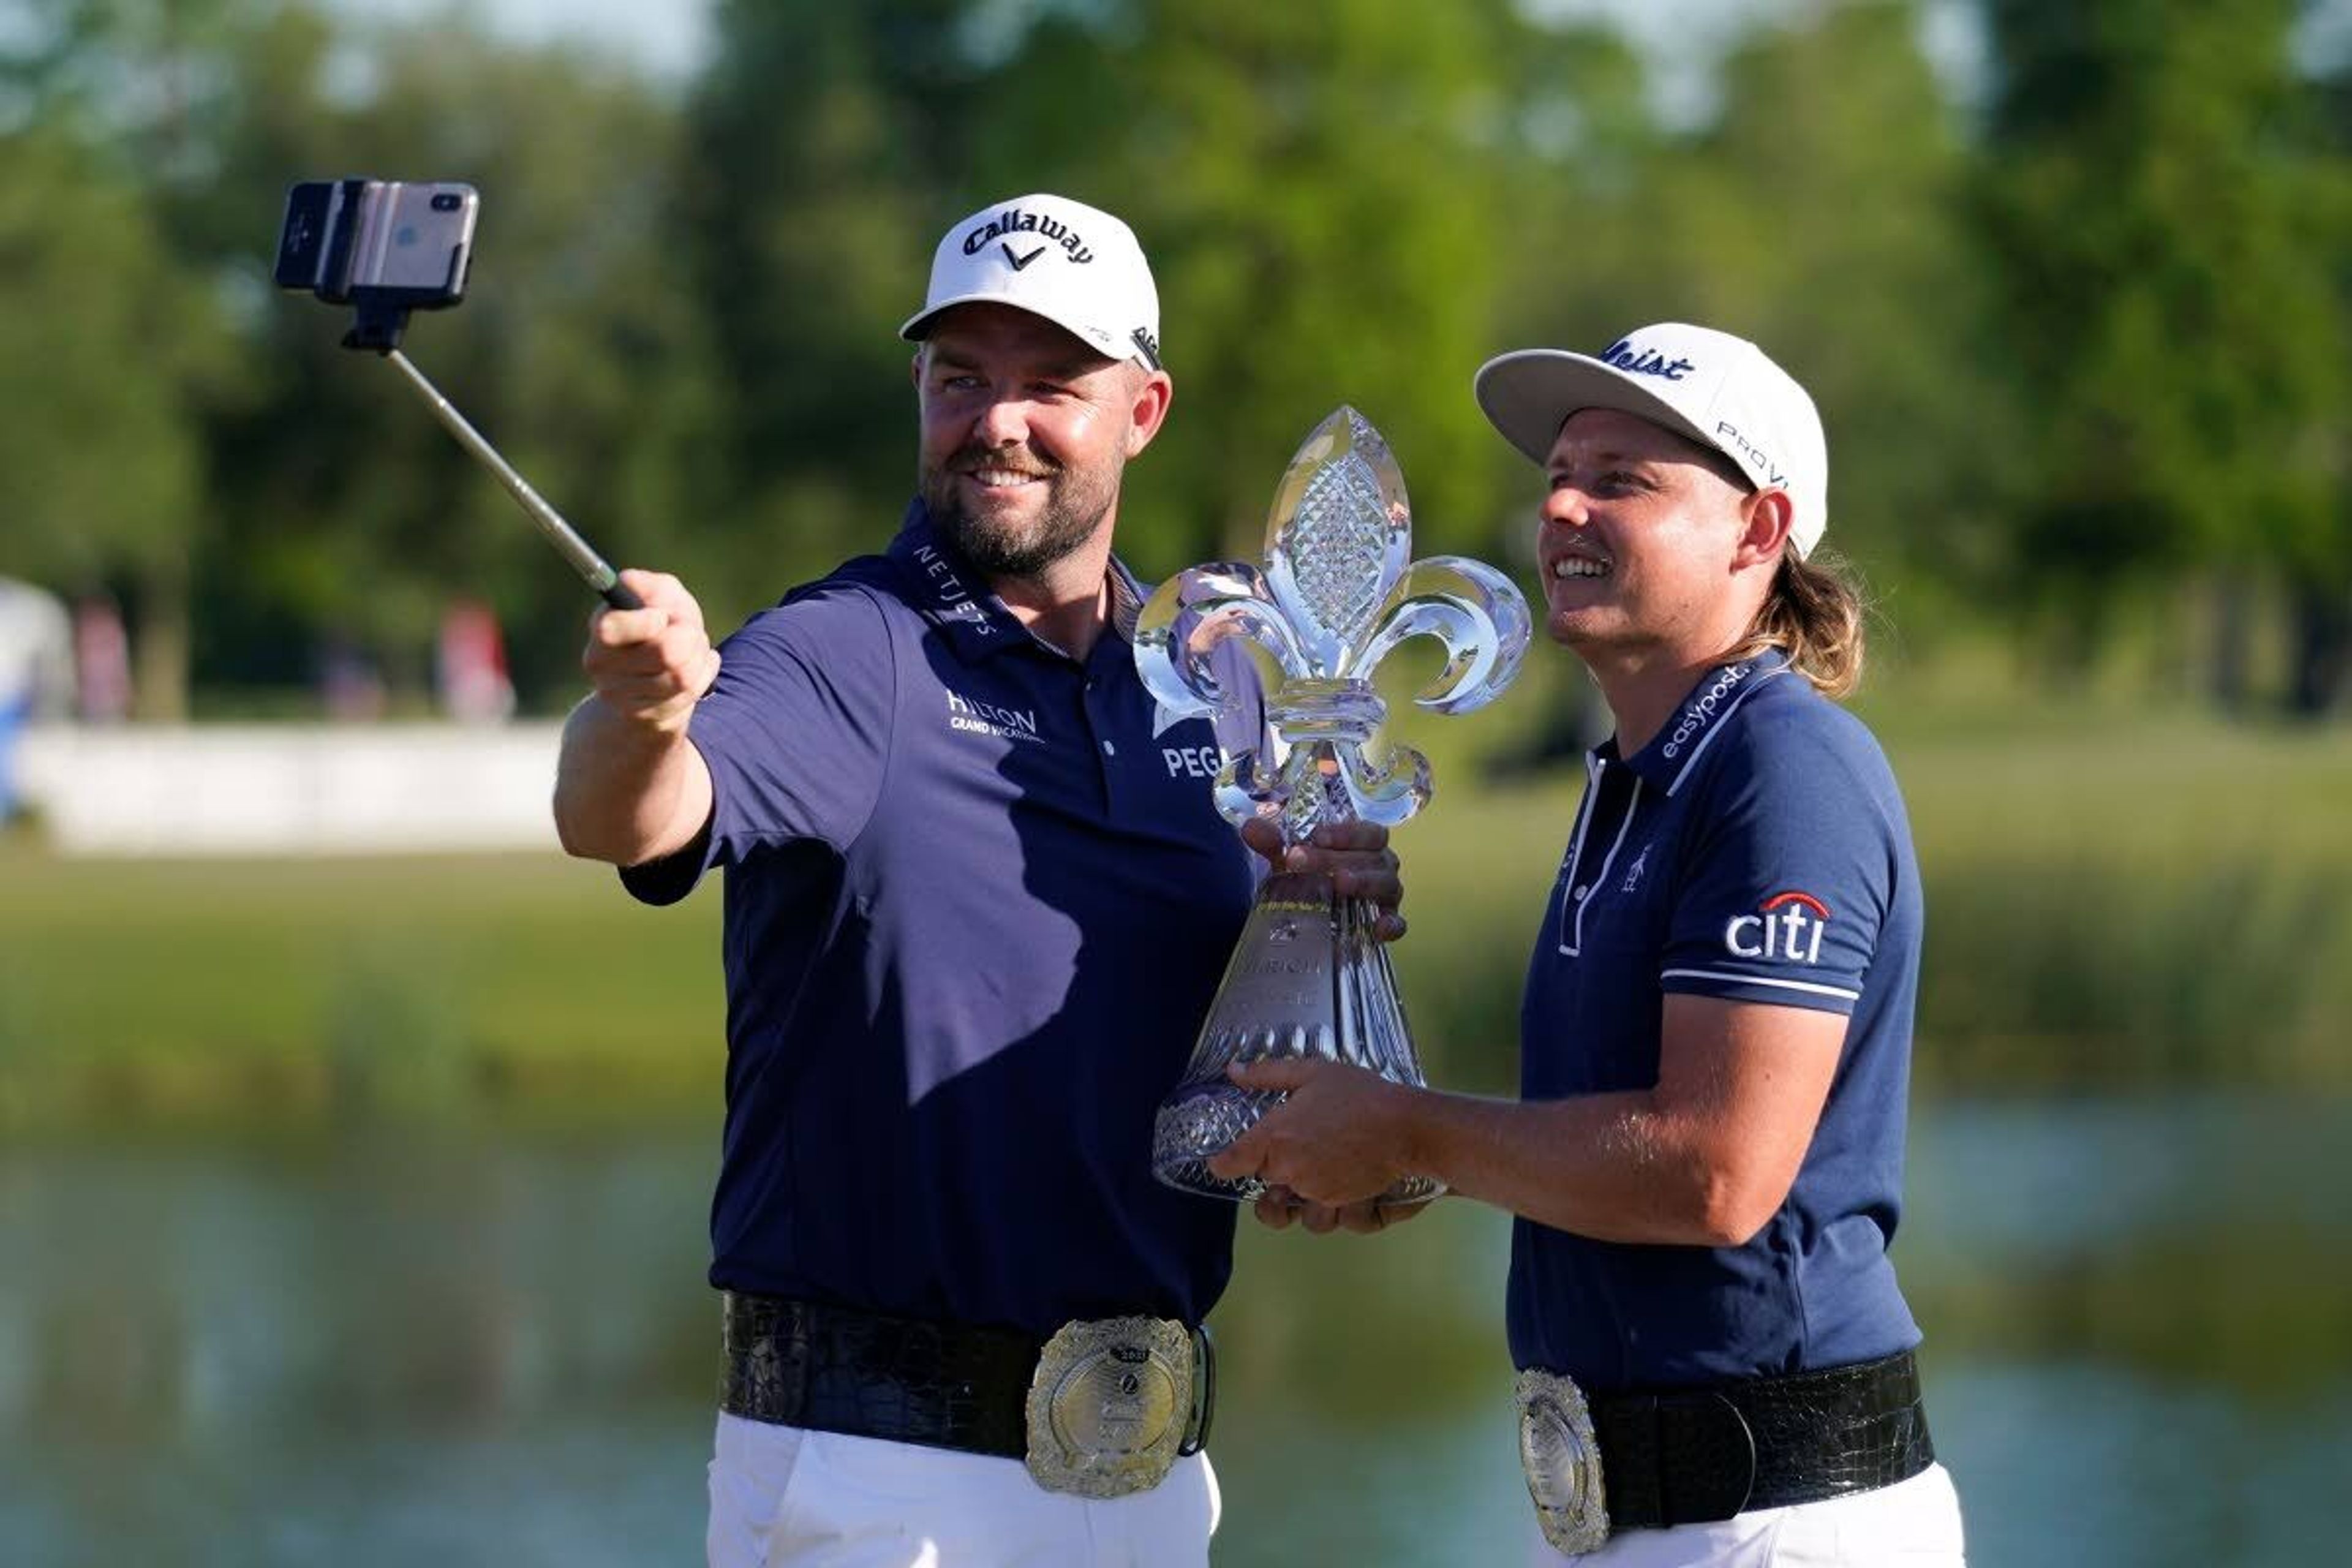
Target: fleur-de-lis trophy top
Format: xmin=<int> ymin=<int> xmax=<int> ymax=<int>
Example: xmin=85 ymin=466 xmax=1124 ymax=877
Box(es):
xmin=1138 ymin=406 xmax=1531 ymax=845
xmin=1136 ymin=407 xmax=1531 ymax=1204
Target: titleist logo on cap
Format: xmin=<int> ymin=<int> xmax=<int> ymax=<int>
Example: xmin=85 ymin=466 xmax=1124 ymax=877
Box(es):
xmin=1599 ymin=337 xmax=1695 ymax=382
xmin=961 ymin=207 xmax=1095 ymax=265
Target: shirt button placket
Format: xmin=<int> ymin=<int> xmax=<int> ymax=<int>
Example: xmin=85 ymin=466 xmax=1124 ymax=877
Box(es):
xmin=1085 ymin=674 xmax=1121 ymax=809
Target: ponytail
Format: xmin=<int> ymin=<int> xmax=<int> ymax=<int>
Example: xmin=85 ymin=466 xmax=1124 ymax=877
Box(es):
xmin=1728 ymin=550 xmax=1868 ymax=699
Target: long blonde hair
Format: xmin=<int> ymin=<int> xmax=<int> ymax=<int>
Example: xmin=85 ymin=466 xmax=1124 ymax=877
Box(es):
xmin=1726 ymin=549 xmax=1869 ymax=699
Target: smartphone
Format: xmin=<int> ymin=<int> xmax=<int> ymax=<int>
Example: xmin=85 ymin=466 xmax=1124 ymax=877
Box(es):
xmin=275 ymin=179 xmax=478 ymax=309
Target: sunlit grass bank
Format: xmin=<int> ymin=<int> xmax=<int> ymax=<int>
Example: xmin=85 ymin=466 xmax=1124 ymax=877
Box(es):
xmin=1891 ymin=715 xmax=2352 ymax=1090
xmin=2 ymin=710 xmax=2348 ymax=1129
xmin=0 ymin=850 xmax=728 ymax=1128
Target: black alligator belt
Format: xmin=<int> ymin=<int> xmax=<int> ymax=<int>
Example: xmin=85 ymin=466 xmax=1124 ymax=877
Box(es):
xmin=1593 ymin=1349 xmax=1934 ymax=1529
xmin=718 ymin=1291 xmax=1213 ymax=1462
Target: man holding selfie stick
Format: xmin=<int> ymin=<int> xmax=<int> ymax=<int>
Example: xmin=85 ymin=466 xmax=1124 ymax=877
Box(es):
xmin=552 ymin=194 xmax=1400 ymax=1567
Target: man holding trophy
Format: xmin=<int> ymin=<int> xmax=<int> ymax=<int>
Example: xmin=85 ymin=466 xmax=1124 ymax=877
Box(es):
xmin=1205 ymin=325 xmax=1967 ymax=1564
xmin=552 ymin=193 xmax=1402 ymax=1567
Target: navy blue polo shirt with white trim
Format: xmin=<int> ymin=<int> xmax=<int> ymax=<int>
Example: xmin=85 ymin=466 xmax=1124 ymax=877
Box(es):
xmin=622 ymin=502 xmax=1258 ymax=1338
xmin=1509 ymin=650 xmax=1924 ymax=1389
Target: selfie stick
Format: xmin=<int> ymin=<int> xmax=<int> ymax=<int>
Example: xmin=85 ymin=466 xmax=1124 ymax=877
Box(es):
xmin=344 ymin=295 xmax=641 ymax=612
xmin=375 ymin=349 xmax=643 ymax=611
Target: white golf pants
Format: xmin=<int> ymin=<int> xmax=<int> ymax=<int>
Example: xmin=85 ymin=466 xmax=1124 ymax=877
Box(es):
xmin=1532 ymin=1461 xmax=1966 ymax=1567
xmin=707 ymin=1411 xmax=1219 ymax=1568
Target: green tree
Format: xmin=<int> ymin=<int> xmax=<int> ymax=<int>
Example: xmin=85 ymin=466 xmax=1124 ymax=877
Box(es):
xmin=1461 ymin=4 xmax=1998 ymax=739
xmin=967 ymin=0 xmax=1544 ymax=576
xmin=4 ymin=1 xmax=721 ymax=712
xmin=2294 ymin=32 xmax=2352 ymax=715
xmin=211 ymin=20 xmax=724 ymax=706
xmin=682 ymin=0 xmax=979 ymax=606
xmin=1980 ymin=0 xmax=2349 ymax=707
xmin=685 ymin=0 xmax=1562 ymax=594
xmin=0 ymin=0 xmax=274 ymax=717
xmin=1635 ymin=2 xmax=2014 ymax=635
xmin=0 ymin=126 xmax=225 ymax=718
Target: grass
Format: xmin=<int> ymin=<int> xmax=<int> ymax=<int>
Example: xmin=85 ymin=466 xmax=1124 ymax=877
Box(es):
xmin=0 ymin=849 xmax=729 ymax=1129
xmin=1890 ymin=716 xmax=2352 ymax=1090
xmin=3 ymin=704 xmax=2350 ymax=1131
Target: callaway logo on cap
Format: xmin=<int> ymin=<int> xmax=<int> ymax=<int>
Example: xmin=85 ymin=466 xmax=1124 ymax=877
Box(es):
xmin=1472 ymin=322 xmax=1830 ymax=557
xmin=900 ymin=193 xmax=1163 ymax=370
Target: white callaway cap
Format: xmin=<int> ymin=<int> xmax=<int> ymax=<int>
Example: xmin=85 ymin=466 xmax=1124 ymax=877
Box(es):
xmin=1474 ymin=322 xmax=1830 ymax=557
xmin=900 ymin=192 xmax=1163 ymax=370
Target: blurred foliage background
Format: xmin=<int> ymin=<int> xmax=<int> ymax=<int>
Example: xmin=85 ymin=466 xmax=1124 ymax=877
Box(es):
xmin=5 ymin=0 xmax=2352 ymax=722
xmin=5 ymin=4 xmax=2352 ymax=1564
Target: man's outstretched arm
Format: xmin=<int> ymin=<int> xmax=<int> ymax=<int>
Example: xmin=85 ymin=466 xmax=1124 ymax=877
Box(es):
xmin=553 ymin=568 xmax=721 ymax=867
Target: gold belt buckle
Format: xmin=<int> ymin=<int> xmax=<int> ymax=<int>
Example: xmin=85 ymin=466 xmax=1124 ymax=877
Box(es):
xmin=1517 ymin=1366 xmax=1610 ymax=1553
xmin=1024 ymin=1316 xmax=1197 ymax=1498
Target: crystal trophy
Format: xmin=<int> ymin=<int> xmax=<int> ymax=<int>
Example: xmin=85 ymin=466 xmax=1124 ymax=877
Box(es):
xmin=1137 ymin=407 xmax=1531 ymax=1204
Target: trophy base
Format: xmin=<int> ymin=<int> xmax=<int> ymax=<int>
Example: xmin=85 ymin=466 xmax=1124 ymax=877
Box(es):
xmin=1150 ymin=1080 xmax=1443 ymax=1208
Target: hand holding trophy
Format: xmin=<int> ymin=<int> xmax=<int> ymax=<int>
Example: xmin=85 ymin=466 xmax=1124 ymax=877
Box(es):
xmin=1137 ymin=407 xmax=1530 ymax=1206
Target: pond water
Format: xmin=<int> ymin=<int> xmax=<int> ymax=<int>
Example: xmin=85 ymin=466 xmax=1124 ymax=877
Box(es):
xmin=2 ymin=1093 xmax=2343 ymax=1565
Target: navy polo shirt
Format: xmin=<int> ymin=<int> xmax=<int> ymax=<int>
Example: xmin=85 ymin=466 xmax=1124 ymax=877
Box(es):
xmin=1509 ymin=651 xmax=1924 ymax=1390
xmin=622 ymin=503 xmax=1258 ymax=1338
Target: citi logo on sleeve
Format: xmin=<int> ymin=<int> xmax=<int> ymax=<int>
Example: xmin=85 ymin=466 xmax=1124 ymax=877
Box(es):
xmin=1724 ymin=890 xmax=1830 ymax=964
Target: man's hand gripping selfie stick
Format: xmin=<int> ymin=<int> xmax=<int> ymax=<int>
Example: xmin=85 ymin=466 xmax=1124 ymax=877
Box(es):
xmin=369 ymin=333 xmax=643 ymax=611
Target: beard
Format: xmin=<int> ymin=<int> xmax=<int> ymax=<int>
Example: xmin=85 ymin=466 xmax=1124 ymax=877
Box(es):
xmin=920 ymin=441 xmax=1124 ymax=581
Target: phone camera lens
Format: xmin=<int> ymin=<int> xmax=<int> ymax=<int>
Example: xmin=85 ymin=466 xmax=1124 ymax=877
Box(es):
xmin=430 ymin=192 xmax=462 ymax=213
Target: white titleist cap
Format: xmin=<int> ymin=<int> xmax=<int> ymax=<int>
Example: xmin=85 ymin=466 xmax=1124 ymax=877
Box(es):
xmin=900 ymin=193 xmax=1163 ymax=369
xmin=1474 ymin=322 xmax=1830 ymax=557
